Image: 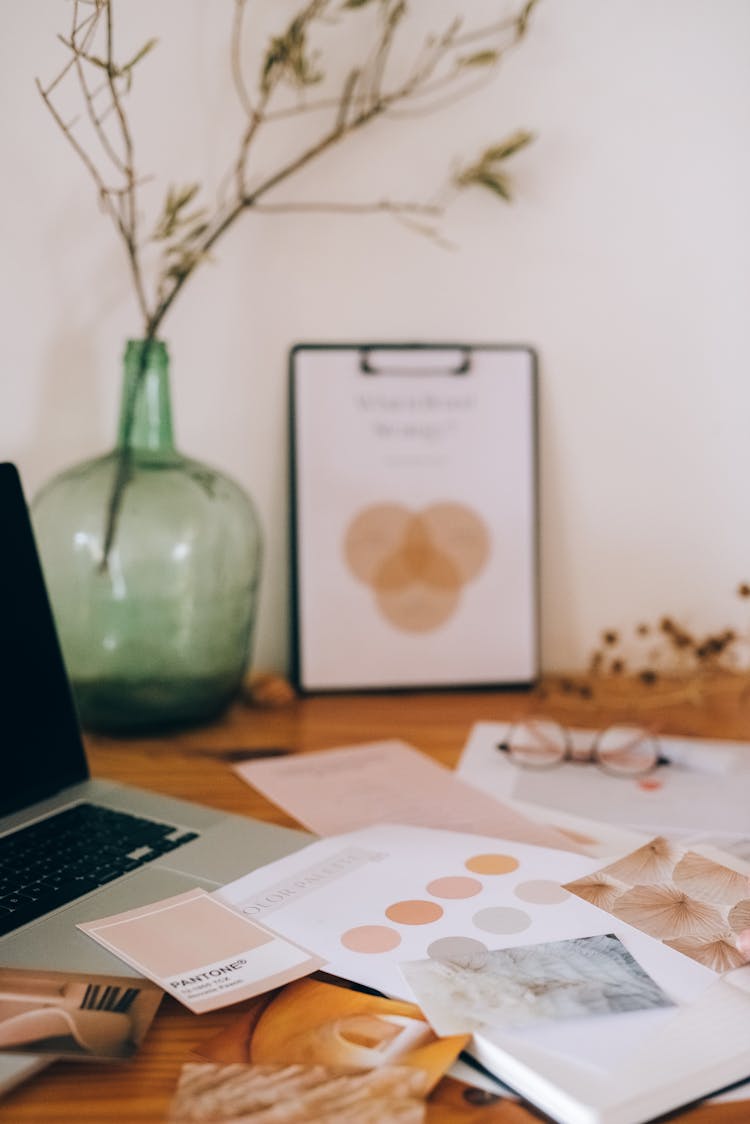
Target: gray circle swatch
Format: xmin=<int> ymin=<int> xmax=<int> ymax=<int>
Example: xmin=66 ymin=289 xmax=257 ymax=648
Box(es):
xmin=427 ymin=935 xmax=489 ymax=969
xmin=473 ymin=906 xmax=532 ymax=934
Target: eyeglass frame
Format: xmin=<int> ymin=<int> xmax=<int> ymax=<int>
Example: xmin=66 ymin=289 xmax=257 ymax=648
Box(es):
xmin=495 ymin=718 xmax=672 ymax=777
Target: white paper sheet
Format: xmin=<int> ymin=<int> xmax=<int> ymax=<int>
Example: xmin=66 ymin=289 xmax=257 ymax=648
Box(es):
xmin=458 ymin=722 xmax=750 ymax=839
xmin=215 ymin=824 xmax=715 ymax=1074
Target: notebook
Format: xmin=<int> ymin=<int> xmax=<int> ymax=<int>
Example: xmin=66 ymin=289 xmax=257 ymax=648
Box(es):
xmin=0 ymin=462 xmax=312 ymax=1091
xmin=215 ymin=822 xmax=750 ymax=1124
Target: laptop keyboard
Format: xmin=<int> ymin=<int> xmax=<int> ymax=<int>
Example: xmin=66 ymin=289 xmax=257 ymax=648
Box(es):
xmin=0 ymin=802 xmax=199 ymax=936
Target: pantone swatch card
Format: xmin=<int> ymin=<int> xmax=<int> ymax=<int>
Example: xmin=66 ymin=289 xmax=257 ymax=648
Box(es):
xmin=78 ymin=889 xmax=324 ymax=1014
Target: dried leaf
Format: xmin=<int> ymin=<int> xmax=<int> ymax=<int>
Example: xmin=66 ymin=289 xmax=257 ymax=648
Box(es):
xmin=458 ymin=50 xmax=500 ymax=68
xmin=152 ymin=184 xmax=203 ymax=241
xmin=482 ymin=130 xmax=535 ymax=162
xmin=83 ymin=53 xmax=111 ymax=73
xmin=471 ymin=171 xmax=511 ymax=199
xmin=122 ymin=38 xmax=158 ymax=74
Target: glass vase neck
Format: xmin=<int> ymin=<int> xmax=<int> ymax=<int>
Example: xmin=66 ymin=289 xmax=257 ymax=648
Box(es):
xmin=117 ymin=338 xmax=176 ymax=454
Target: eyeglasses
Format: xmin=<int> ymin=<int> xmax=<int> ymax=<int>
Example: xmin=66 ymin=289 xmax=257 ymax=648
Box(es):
xmin=495 ymin=718 xmax=671 ymax=777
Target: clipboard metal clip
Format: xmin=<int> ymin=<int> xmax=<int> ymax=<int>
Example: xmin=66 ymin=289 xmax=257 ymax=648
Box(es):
xmin=358 ymin=347 xmax=471 ymax=377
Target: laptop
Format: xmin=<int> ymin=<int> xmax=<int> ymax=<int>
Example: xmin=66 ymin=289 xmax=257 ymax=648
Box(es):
xmin=0 ymin=460 xmax=311 ymax=981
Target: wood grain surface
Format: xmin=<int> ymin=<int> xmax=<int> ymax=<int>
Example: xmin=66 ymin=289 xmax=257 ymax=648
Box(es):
xmin=3 ymin=681 xmax=750 ymax=1122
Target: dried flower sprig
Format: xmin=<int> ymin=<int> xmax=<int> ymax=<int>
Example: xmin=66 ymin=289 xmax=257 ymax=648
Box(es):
xmin=36 ymin=0 xmax=541 ymax=564
xmin=541 ymin=582 xmax=750 ymax=707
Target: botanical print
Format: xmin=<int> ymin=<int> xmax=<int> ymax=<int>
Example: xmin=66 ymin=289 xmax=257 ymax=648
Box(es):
xmin=399 ymin=934 xmax=673 ymax=1036
xmin=168 ymin=1061 xmax=427 ymax=1123
xmin=565 ymin=838 xmax=750 ymax=971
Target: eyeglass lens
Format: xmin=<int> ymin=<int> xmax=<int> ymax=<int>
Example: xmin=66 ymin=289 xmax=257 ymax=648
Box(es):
xmin=506 ymin=719 xmax=568 ymax=767
xmin=504 ymin=720 xmax=659 ymax=775
xmin=594 ymin=725 xmax=659 ymax=775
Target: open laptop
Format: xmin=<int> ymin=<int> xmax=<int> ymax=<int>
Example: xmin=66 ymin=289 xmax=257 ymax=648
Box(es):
xmin=0 ymin=461 xmax=311 ymax=979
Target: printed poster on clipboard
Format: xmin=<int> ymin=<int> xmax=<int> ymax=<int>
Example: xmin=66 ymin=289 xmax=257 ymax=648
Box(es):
xmin=289 ymin=344 xmax=539 ymax=692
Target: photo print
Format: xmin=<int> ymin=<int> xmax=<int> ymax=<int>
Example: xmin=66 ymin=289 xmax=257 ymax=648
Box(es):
xmin=564 ymin=837 xmax=750 ymax=972
xmin=193 ymin=976 xmax=467 ymax=1091
xmin=400 ymin=934 xmax=674 ymax=1036
xmin=0 ymin=967 xmax=162 ymax=1061
xmin=169 ymin=1061 xmax=427 ymax=1123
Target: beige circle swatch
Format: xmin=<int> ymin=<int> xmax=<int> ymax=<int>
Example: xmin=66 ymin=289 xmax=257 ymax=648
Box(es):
xmin=473 ymin=906 xmax=532 ymax=935
xmin=340 ymin=925 xmax=402 ymax=953
xmin=426 ymin=876 xmax=483 ymax=899
xmin=343 ymin=501 xmax=491 ymax=633
xmin=514 ymin=880 xmax=571 ymax=905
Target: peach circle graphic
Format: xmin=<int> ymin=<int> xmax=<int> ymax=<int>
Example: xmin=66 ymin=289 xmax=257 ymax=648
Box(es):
xmin=473 ymin=907 xmax=532 ymax=935
xmin=421 ymin=502 xmax=491 ymax=582
xmin=344 ymin=504 xmax=412 ymax=584
xmin=343 ymin=501 xmax=491 ymax=634
xmin=427 ymin=935 xmax=489 ymax=969
xmin=378 ymin=584 xmax=459 ymax=632
xmin=426 ymin=876 xmax=483 ymax=900
xmin=340 ymin=925 xmax=402 ymax=953
xmin=514 ymin=880 xmax=570 ymax=905
xmin=465 ymin=853 xmax=520 ymax=875
xmin=385 ymin=899 xmax=444 ymax=925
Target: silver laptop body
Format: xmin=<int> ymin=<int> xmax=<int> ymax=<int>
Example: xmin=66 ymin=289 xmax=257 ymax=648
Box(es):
xmin=0 ymin=460 xmax=310 ymax=978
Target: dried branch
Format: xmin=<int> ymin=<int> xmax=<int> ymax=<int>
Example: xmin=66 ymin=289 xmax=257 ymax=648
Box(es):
xmin=37 ymin=0 xmax=543 ymax=564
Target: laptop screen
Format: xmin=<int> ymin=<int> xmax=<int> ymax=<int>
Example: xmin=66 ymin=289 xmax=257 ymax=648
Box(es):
xmin=0 ymin=462 xmax=89 ymax=816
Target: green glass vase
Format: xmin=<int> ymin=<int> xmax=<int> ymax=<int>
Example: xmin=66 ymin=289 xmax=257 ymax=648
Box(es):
xmin=31 ymin=339 xmax=262 ymax=734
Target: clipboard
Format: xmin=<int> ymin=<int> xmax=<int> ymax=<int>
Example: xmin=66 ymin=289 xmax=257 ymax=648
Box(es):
xmin=289 ymin=343 xmax=539 ymax=692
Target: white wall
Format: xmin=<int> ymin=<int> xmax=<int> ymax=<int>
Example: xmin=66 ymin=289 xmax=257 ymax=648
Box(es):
xmin=2 ymin=0 xmax=750 ymax=677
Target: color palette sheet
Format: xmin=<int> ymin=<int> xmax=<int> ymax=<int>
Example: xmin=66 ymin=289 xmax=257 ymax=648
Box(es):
xmin=215 ymin=824 xmax=715 ymax=1072
xmin=78 ymin=889 xmax=324 ymax=1014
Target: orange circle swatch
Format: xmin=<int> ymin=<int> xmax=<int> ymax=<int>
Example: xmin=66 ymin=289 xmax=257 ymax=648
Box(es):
xmin=465 ymin=853 xmax=520 ymax=875
xmin=385 ymin=899 xmax=444 ymax=925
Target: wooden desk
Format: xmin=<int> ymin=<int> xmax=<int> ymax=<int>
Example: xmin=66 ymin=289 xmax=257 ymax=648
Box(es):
xmin=3 ymin=683 xmax=750 ymax=1122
